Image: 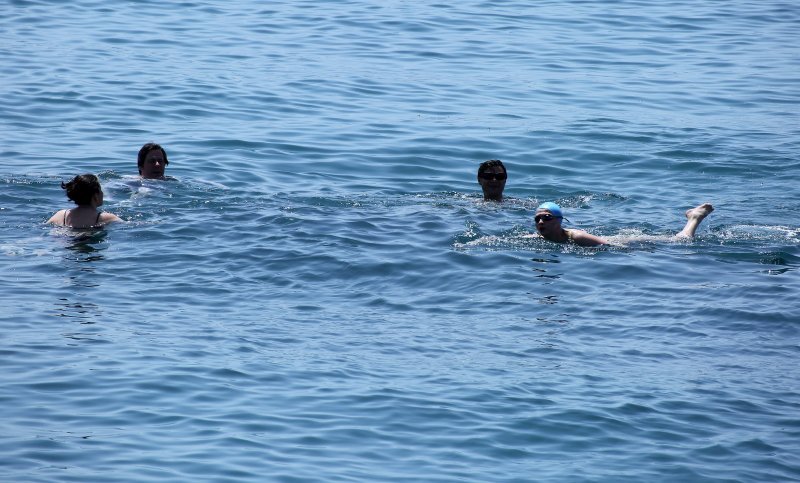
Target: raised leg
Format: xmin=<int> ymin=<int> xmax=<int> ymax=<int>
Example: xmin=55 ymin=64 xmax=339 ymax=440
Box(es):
xmin=675 ymin=203 xmax=714 ymax=238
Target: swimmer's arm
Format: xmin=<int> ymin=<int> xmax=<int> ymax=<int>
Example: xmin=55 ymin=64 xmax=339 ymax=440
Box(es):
xmin=47 ymin=210 xmax=66 ymax=225
xmin=99 ymin=212 xmax=122 ymax=224
xmin=570 ymin=230 xmax=608 ymax=247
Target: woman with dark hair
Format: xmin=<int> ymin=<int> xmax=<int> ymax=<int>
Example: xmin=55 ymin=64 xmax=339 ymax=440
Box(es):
xmin=48 ymin=174 xmax=121 ymax=228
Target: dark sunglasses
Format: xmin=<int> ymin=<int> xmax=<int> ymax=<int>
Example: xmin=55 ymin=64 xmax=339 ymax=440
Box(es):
xmin=535 ymin=214 xmax=560 ymax=223
xmin=479 ymin=172 xmax=507 ymax=181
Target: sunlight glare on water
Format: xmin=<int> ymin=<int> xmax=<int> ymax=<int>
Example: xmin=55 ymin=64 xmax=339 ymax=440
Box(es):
xmin=1 ymin=1 xmax=799 ymax=481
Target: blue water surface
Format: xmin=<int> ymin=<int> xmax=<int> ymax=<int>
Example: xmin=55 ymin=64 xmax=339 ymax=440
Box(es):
xmin=1 ymin=1 xmax=799 ymax=481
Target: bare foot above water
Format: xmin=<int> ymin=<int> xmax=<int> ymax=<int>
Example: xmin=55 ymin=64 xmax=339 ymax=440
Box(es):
xmin=686 ymin=203 xmax=714 ymax=221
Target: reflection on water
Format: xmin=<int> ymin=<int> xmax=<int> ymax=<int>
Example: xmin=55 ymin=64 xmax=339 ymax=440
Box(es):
xmin=63 ymin=229 xmax=108 ymax=261
xmin=53 ymin=229 xmax=108 ymax=324
xmin=61 ymin=232 xmax=105 ymax=287
xmin=537 ymin=295 xmax=559 ymax=305
xmin=53 ymin=299 xmax=102 ymax=325
xmin=531 ymin=257 xmax=562 ymax=281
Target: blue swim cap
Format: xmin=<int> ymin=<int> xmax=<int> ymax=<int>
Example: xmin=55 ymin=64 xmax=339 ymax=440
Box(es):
xmin=536 ymin=202 xmax=563 ymax=218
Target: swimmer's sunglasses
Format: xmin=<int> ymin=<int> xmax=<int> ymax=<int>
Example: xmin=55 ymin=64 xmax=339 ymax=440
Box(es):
xmin=535 ymin=214 xmax=560 ymax=223
xmin=479 ymin=172 xmax=507 ymax=181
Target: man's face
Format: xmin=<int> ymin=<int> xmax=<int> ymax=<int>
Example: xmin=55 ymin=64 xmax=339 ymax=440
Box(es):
xmin=141 ymin=149 xmax=167 ymax=179
xmin=478 ymin=166 xmax=506 ymax=200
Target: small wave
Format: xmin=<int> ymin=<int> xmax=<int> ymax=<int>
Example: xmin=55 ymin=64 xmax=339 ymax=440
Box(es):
xmin=714 ymin=224 xmax=800 ymax=243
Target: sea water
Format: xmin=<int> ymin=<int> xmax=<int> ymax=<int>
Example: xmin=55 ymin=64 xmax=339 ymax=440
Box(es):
xmin=1 ymin=1 xmax=799 ymax=481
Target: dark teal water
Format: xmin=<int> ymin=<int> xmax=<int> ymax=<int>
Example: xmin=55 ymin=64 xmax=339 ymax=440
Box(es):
xmin=1 ymin=1 xmax=799 ymax=481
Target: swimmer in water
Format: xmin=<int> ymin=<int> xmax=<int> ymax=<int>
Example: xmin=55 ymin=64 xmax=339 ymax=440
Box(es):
xmin=138 ymin=142 xmax=169 ymax=179
xmin=48 ymin=174 xmax=121 ymax=228
xmin=533 ymin=201 xmax=715 ymax=247
xmin=477 ymin=159 xmax=507 ymax=202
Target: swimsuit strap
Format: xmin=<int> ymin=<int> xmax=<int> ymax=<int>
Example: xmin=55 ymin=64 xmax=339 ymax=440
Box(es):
xmin=64 ymin=209 xmax=69 ymax=225
xmin=95 ymin=212 xmax=102 ymax=225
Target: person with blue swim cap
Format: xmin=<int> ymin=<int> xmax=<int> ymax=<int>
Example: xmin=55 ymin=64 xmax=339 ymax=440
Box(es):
xmin=533 ymin=201 xmax=714 ymax=247
xmin=536 ymin=202 xmax=564 ymax=219
xmin=534 ymin=202 xmax=607 ymax=246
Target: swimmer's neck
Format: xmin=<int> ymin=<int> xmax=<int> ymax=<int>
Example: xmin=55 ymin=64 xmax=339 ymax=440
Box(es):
xmin=72 ymin=204 xmax=100 ymax=212
xmin=542 ymin=228 xmax=570 ymax=243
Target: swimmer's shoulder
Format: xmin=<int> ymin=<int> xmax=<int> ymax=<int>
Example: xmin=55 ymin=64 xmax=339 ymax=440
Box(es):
xmin=565 ymin=229 xmax=608 ymax=247
xmin=47 ymin=209 xmax=67 ymax=225
xmin=98 ymin=212 xmax=122 ymax=225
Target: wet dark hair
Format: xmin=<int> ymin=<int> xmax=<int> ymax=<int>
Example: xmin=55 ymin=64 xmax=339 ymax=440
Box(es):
xmin=61 ymin=174 xmax=102 ymax=206
xmin=137 ymin=143 xmax=169 ymax=174
xmin=478 ymin=159 xmax=506 ymax=176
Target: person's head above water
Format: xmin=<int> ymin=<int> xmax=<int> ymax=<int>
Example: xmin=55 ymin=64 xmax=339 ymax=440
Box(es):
xmin=477 ymin=159 xmax=507 ymax=201
xmin=62 ymin=174 xmax=103 ymax=206
xmin=138 ymin=143 xmax=169 ymax=179
xmin=534 ymin=201 xmax=565 ymax=239
xmin=536 ymin=202 xmax=563 ymax=219
xmin=48 ymin=173 xmax=121 ymax=228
